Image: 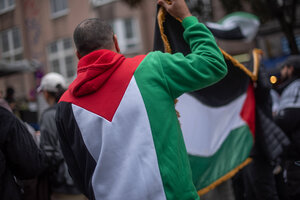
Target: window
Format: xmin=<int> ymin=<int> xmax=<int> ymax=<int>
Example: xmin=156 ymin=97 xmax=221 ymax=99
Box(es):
xmin=0 ymin=27 xmax=23 ymax=62
xmin=91 ymin=0 xmax=117 ymax=7
xmin=65 ymin=55 xmax=75 ymax=77
xmin=0 ymin=0 xmax=15 ymax=14
xmin=50 ymin=0 xmax=68 ymax=19
xmin=47 ymin=38 xmax=76 ymax=80
xmin=111 ymin=18 xmax=140 ymax=54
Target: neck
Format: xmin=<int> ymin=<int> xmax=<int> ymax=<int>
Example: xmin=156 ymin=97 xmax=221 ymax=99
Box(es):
xmin=47 ymin=97 xmax=56 ymax=106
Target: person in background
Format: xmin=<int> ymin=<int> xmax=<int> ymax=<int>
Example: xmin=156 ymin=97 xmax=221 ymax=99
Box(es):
xmin=55 ymin=0 xmax=227 ymax=199
xmin=0 ymin=89 xmax=12 ymax=112
xmin=1 ymin=89 xmax=46 ymax=200
xmin=0 ymin=106 xmax=46 ymax=200
xmin=38 ymin=72 xmax=85 ymax=200
xmin=5 ymin=87 xmax=18 ymax=114
xmin=233 ymin=68 xmax=290 ymax=200
xmin=274 ymin=55 xmax=300 ymax=200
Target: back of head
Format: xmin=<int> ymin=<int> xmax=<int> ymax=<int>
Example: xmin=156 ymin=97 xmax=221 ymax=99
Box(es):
xmin=73 ymin=18 xmax=114 ymax=57
xmin=284 ymin=55 xmax=300 ymax=78
xmin=5 ymin=87 xmax=15 ymax=103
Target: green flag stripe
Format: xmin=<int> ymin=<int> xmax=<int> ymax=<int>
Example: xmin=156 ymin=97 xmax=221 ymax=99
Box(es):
xmin=134 ymin=15 xmax=227 ymax=200
xmin=189 ymin=125 xmax=253 ymax=190
xmin=134 ymin=55 xmax=198 ymax=200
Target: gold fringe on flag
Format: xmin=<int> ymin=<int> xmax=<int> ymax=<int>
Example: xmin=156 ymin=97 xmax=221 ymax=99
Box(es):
xmin=157 ymin=6 xmax=261 ymax=196
xmin=158 ymin=8 xmax=172 ymax=54
xmin=220 ymin=48 xmax=263 ymax=81
xmin=197 ymin=158 xmax=253 ymax=196
xmin=157 ymin=7 xmax=263 ymax=81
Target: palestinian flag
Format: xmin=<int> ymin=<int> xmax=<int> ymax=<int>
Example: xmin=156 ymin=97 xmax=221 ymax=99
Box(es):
xmin=205 ymin=12 xmax=260 ymax=42
xmin=154 ymin=6 xmax=260 ymax=195
xmin=176 ymin=57 xmax=257 ymax=195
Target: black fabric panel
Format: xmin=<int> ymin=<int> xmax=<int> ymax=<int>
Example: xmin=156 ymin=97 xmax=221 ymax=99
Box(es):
xmin=153 ymin=6 xmax=250 ymax=107
xmin=274 ymin=107 xmax=300 ymax=160
xmin=206 ymin=25 xmax=245 ymax=40
xmin=189 ymin=59 xmax=249 ymax=107
xmin=55 ymin=102 xmax=96 ymax=200
xmin=153 ymin=6 xmax=190 ymax=55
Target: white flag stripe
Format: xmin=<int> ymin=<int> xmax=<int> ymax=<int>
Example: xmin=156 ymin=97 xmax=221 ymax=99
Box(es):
xmin=177 ymin=93 xmax=247 ymax=157
xmin=73 ymin=77 xmax=166 ymax=200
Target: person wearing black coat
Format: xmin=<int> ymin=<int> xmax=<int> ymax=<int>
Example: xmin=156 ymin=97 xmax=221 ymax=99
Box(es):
xmin=274 ymin=55 xmax=300 ymax=200
xmin=0 ymin=106 xmax=46 ymax=200
xmin=233 ymin=68 xmax=290 ymax=200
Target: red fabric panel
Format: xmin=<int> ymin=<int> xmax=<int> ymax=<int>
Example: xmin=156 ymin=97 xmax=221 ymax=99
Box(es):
xmin=240 ymin=83 xmax=256 ymax=138
xmin=60 ymin=51 xmax=145 ymax=122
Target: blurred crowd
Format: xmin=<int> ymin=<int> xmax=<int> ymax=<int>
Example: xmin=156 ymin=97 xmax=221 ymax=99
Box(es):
xmin=0 ymin=73 xmax=86 ymax=200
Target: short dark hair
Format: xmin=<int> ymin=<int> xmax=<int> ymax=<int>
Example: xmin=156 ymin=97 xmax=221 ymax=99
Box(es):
xmin=47 ymin=84 xmax=66 ymax=103
xmin=73 ymin=18 xmax=114 ymax=57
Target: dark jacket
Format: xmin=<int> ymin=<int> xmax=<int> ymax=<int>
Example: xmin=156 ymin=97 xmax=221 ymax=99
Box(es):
xmin=255 ymin=108 xmax=290 ymax=162
xmin=274 ymin=78 xmax=300 ymax=160
xmin=40 ymin=105 xmax=80 ymax=194
xmin=252 ymin=71 xmax=290 ymax=163
xmin=274 ymin=78 xmax=300 ymax=199
xmin=233 ymin=71 xmax=289 ymax=200
xmin=0 ymin=107 xmax=46 ymax=200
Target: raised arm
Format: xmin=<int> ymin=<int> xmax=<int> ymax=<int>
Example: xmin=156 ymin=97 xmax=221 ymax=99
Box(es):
xmin=141 ymin=0 xmax=227 ymax=99
xmin=157 ymin=0 xmax=192 ymax=21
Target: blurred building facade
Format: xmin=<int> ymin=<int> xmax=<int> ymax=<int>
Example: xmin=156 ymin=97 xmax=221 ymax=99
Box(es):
xmin=0 ymin=0 xmax=156 ymax=120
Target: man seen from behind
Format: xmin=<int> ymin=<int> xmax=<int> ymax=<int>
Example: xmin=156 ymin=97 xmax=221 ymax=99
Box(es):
xmin=55 ymin=0 xmax=227 ymax=199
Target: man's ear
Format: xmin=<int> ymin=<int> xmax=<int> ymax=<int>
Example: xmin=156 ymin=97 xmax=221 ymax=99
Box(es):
xmin=113 ymin=34 xmax=120 ymax=53
xmin=76 ymin=51 xmax=82 ymax=59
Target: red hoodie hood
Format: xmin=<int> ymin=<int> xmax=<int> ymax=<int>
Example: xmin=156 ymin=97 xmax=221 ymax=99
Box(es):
xmin=69 ymin=49 xmax=125 ymax=97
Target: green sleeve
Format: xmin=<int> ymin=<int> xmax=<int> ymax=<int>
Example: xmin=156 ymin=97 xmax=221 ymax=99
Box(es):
xmin=148 ymin=16 xmax=227 ymax=99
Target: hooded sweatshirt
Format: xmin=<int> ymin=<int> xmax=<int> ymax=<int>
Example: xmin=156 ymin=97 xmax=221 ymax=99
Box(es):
xmin=56 ymin=16 xmax=227 ymax=200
